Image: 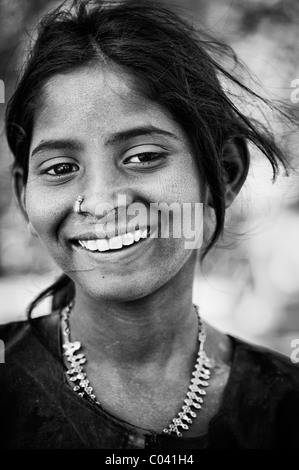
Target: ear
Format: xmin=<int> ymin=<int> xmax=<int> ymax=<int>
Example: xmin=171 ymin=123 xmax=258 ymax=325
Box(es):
xmin=216 ymin=137 xmax=249 ymax=208
xmin=222 ymin=137 xmax=250 ymax=207
xmin=13 ymin=167 xmax=38 ymax=238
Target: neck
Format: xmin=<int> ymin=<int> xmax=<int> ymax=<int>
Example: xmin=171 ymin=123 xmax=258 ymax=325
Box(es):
xmin=69 ymin=259 xmax=199 ymax=369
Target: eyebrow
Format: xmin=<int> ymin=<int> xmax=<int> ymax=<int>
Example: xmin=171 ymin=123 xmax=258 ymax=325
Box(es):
xmin=31 ymin=139 xmax=83 ymax=157
xmin=30 ymin=126 xmax=179 ymax=157
xmin=104 ymin=126 xmax=179 ymax=146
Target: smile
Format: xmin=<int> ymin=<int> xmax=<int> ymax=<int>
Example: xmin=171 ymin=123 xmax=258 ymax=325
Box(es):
xmin=77 ymin=228 xmax=150 ymax=252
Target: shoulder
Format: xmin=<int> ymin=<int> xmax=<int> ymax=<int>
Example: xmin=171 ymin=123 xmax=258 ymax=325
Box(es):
xmin=230 ymin=335 xmax=299 ymax=387
xmin=0 ymin=319 xmax=32 ymax=357
xmin=224 ymin=333 xmax=299 ymax=427
xmin=209 ymin=334 xmax=299 ymax=448
xmin=0 ymin=319 xmax=39 ymax=413
xmin=0 ymin=312 xmax=60 ymax=373
xmin=0 ymin=312 xmax=61 ymax=417
xmin=205 ymin=322 xmax=299 ymax=380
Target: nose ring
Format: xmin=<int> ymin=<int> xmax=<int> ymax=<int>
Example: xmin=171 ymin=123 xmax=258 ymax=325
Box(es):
xmin=74 ymin=196 xmax=84 ymax=214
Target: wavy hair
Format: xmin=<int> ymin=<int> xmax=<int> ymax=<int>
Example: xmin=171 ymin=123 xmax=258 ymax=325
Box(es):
xmin=5 ymin=0 xmax=291 ymax=317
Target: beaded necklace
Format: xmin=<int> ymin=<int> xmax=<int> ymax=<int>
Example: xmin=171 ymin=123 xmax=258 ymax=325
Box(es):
xmin=61 ymin=301 xmax=211 ymax=437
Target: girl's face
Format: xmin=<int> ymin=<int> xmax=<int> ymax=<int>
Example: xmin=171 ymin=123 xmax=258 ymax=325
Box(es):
xmin=23 ymin=66 xmax=204 ymax=301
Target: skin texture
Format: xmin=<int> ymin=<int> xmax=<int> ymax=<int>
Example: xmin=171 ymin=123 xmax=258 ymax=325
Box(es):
xmin=16 ymin=65 xmax=248 ymax=435
xmin=26 ymin=66 xmax=204 ymax=300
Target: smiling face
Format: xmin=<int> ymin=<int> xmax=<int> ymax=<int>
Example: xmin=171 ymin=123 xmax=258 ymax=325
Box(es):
xmin=21 ymin=65 xmax=204 ymax=301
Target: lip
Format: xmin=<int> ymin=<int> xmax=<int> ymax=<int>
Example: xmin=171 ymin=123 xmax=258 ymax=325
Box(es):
xmin=70 ymin=225 xmax=149 ymax=241
xmin=71 ymin=228 xmax=158 ymax=262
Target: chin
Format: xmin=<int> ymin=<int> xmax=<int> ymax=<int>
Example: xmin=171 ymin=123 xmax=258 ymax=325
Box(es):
xmin=74 ymin=273 xmax=164 ymax=303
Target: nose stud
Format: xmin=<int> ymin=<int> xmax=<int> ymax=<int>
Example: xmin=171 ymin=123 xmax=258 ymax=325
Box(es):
xmin=74 ymin=196 xmax=84 ymax=214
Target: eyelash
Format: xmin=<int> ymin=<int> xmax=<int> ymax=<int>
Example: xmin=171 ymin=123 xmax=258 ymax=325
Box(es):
xmin=43 ymin=153 xmax=164 ymax=176
xmin=45 ymin=163 xmax=79 ymax=176
xmin=124 ymin=152 xmax=165 ymax=165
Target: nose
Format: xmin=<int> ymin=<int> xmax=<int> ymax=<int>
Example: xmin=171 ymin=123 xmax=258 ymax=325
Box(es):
xmin=78 ymin=167 xmax=134 ymax=220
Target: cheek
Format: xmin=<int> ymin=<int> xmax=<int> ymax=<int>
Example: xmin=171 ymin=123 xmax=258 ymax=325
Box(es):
xmin=25 ymin=182 xmax=65 ymax=241
xmin=160 ymin=158 xmax=203 ymax=204
xmin=157 ymin=160 xmax=204 ymax=237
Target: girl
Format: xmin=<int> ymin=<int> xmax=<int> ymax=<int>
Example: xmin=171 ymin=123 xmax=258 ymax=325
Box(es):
xmin=1 ymin=0 xmax=298 ymax=449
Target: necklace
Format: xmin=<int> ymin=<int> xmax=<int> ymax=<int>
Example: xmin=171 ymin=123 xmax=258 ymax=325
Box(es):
xmin=61 ymin=301 xmax=211 ymax=438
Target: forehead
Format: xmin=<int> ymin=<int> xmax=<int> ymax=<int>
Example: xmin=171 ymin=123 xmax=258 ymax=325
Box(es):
xmin=33 ymin=65 xmax=185 ymax=141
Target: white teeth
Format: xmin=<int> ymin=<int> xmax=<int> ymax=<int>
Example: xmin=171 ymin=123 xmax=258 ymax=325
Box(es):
xmin=78 ymin=228 xmax=149 ymax=252
xmin=86 ymin=240 xmax=98 ymax=251
xmin=134 ymin=230 xmax=141 ymax=242
xmin=109 ymin=236 xmax=123 ymax=250
xmin=122 ymin=232 xmax=135 ymax=246
xmin=96 ymin=239 xmax=110 ymax=252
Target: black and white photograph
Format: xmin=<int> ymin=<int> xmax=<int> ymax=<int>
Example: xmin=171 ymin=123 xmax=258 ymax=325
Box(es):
xmin=0 ymin=0 xmax=299 ymax=451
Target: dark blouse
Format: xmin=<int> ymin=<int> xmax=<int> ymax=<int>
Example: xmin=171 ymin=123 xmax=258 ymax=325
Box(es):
xmin=1 ymin=310 xmax=299 ymax=449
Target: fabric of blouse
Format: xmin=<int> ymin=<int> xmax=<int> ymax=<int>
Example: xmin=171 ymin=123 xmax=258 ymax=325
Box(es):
xmin=1 ymin=310 xmax=299 ymax=449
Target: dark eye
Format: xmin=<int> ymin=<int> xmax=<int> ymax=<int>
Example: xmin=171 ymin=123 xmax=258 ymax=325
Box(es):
xmin=46 ymin=163 xmax=79 ymax=175
xmin=124 ymin=153 xmax=163 ymax=164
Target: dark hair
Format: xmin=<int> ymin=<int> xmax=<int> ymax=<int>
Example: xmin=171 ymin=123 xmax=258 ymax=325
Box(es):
xmin=5 ymin=0 xmax=291 ymax=317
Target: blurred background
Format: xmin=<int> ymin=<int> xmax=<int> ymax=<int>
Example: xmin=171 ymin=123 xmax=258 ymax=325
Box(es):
xmin=0 ymin=0 xmax=299 ymax=356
